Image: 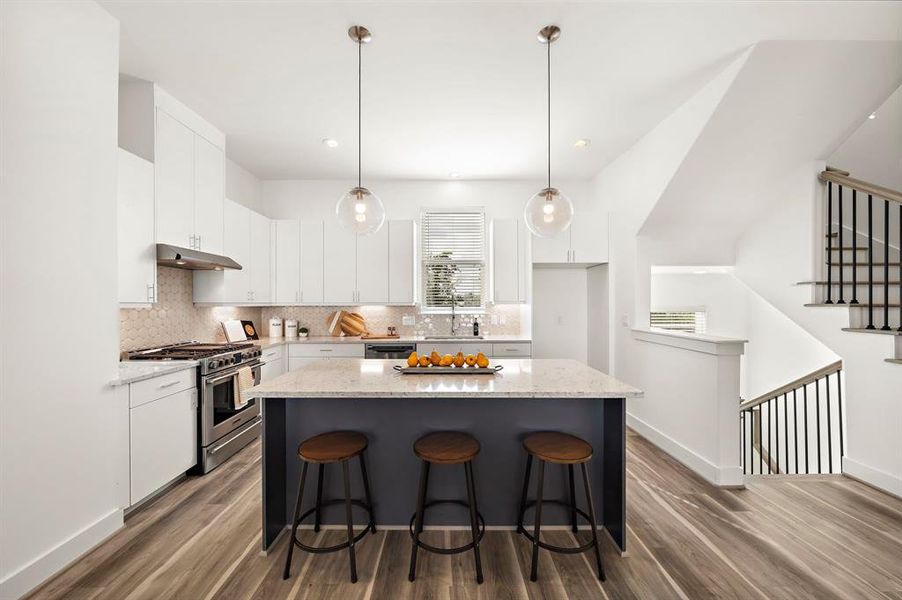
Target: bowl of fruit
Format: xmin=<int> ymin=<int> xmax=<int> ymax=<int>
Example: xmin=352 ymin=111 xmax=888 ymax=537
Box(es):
xmin=393 ymin=349 xmax=502 ymax=374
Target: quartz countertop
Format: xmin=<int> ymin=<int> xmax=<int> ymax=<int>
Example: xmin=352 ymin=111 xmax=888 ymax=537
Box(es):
xmin=254 ymin=334 xmax=531 ymax=349
xmin=111 ymin=360 xmax=198 ymax=386
xmin=244 ymin=358 xmax=642 ymax=400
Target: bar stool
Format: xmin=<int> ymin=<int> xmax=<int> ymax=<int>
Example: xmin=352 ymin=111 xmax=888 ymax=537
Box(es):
xmin=516 ymin=431 xmax=605 ymax=582
xmin=408 ymin=431 xmax=485 ymax=584
xmin=283 ymin=431 xmax=376 ymax=584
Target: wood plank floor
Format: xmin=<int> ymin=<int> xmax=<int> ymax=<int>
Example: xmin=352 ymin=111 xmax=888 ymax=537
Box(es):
xmin=27 ymin=430 xmax=902 ymax=599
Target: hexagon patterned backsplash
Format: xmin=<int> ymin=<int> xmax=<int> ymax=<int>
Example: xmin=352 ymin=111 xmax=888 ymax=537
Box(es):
xmin=121 ymin=267 xmax=522 ymax=352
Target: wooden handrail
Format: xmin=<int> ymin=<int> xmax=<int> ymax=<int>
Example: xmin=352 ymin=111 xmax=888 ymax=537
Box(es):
xmin=739 ymin=360 xmax=842 ymax=411
xmin=820 ymin=169 xmax=902 ymax=205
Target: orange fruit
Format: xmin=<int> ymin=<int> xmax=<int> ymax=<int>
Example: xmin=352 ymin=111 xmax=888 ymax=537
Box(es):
xmin=418 ymin=356 xmax=430 ymax=367
xmin=453 ymin=351 xmax=465 ymax=368
xmin=464 ymin=354 xmax=477 ymax=366
xmin=430 ymin=351 xmax=441 ymax=366
xmin=407 ymin=352 xmax=419 ymax=367
xmin=440 ymin=354 xmax=454 ymax=367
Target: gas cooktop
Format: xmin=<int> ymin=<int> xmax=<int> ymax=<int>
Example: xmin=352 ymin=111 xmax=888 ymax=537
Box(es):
xmin=125 ymin=341 xmax=262 ymax=375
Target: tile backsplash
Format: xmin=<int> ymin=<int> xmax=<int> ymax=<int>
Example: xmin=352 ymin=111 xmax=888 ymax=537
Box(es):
xmin=120 ymin=267 xmax=523 ymax=352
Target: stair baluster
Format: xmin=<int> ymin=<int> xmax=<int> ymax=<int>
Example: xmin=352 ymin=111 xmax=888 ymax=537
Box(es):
xmin=883 ymin=200 xmax=890 ymax=330
xmin=898 ymin=205 xmax=901 ymax=332
xmin=826 ymin=182 xmax=833 ymax=304
xmin=838 ymin=185 xmax=845 ymax=303
xmin=867 ymin=194 xmax=875 ymax=329
xmin=851 ymin=189 xmax=858 ymax=304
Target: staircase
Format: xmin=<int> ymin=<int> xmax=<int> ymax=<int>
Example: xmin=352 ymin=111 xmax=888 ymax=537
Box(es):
xmin=797 ymin=168 xmax=902 ymax=364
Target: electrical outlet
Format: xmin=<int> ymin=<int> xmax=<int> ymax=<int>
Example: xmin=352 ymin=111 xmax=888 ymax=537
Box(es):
xmin=402 ymin=315 xmax=415 ymax=326
xmin=621 ymin=314 xmax=629 ymax=327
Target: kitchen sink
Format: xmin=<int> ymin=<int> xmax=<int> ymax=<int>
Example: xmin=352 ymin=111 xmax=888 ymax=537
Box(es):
xmin=424 ymin=335 xmax=484 ymax=340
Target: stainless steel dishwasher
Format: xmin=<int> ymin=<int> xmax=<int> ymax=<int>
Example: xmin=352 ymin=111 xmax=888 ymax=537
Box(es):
xmin=364 ymin=343 xmax=417 ymax=360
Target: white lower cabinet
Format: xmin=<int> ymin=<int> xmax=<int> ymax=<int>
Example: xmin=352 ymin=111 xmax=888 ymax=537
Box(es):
xmin=261 ymin=344 xmax=286 ymax=382
xmin=287 ymin=343 xmax=364 ymax=371
xmin=415 ymin=342 xmax=531 ymax=358
xmin=129 ymin=386 xmax=197 ymax=505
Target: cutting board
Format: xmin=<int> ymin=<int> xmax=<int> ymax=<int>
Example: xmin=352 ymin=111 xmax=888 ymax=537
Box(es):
xmin=327 ymin=311 xmax=369 ymax=337
xmin=222 ymin=319 xmax=247 ymax=342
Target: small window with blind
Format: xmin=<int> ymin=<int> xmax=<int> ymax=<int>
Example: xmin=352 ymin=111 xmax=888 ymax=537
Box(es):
xmin=421 ymin=209 xmax=486 ymax=312
xmin=650 ymin=310 xmax=707 ymax=334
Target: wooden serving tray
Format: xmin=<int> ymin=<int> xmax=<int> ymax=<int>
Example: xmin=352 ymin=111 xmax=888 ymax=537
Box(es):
xmin=393 ymin=365 xmax=503 ymax=375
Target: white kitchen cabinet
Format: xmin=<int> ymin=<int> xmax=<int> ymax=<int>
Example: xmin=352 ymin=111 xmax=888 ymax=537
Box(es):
xmin=155 ymin=109 xmax=195 ymax=249
xmin=249 ymin=211 xmax=272 ymax=303
xmin=531 ymin=212 xmax=607 ymax=265
xmin=356 ymin=225 xmax=389 ymax=304
xmin=491 ymin=218 xmax=527 ymax=303
xmin=193 ymin=135 xmax=225 ymax=254
xmin=287 ymin=343 xmax=364 ymax=372
xmin=261 ymin=358 xmax=284 ymax=382
xmin=416 ymin=342 xmax=531 ymax=358
xmin=193 ymin=199 xmax=249 ymax=303
xmin=323 ymin=220 xmax=357 ymax=304
xmin=300 ymin=220 xmax=324 ymax=304
xmin=389 ymin=220 xmax=415 ymax=305
xmin=274 ymin=220 xmax=301 ymax=304
xmin=129 ymin=387 xmax=197 ymax=505
xmin=117 ymin=148 xmax=156 ymax=304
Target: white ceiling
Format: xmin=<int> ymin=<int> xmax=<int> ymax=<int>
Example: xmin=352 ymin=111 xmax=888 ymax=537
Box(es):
xmin=101 ymin=1 xmax=902 ymax=181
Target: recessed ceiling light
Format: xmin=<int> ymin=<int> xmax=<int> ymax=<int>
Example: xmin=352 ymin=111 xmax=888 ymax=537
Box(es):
xmin=868 ymin=113 xmax=877 ymax=120
xmin=322 ymin=138 xmax=339 ymax=148
xmin=574 ymin=139 xmax=590 ymax=148
xmin=448 ymin=171 xmax=461 ymax=179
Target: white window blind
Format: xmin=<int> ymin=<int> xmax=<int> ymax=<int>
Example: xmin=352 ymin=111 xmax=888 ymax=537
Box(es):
xmin=650 ymin=311 xmax=707 ymax=334
xmin=421 ymin=209 xmax=485 ymax=310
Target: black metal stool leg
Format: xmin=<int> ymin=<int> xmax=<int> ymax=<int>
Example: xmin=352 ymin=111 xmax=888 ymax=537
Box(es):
xmin=464 ymin=461 xmax=484 ymax=584
xmin=283 ymin=461 xmax=309 ymax=580
xmin=408 ymin=460 xmax=430 ymax=582
xmin=530 ymin=459 xmax=545 ymax=582
xmin=359 ymin=453 xmax=376 ymax=534
xmin=313 ymin=463 xmax=325 ymax=532
xmin=568 ymin=464 xmax=578 ymax=534
xmin=517 ymin=454 xmax=533 ymax=534
xmin=580 ymin=462 xmax=605 ymax=582
xmin=341 ymin=460 xmax=358 ymax=583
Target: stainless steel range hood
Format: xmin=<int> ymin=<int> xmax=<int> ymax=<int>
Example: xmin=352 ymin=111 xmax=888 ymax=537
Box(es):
xmin=156 ymin=243 xmax=242 ymax=271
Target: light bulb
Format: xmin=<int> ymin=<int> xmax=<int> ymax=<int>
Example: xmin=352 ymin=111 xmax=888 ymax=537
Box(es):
xmin=524 ymin=187 xmax=573 ymax=237
xmin=336 ymin=186 xmax=385 ymax=235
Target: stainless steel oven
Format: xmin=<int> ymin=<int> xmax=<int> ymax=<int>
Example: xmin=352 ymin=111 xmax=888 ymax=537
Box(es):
xmin=200 ymin=361 xmax=262 ymax=473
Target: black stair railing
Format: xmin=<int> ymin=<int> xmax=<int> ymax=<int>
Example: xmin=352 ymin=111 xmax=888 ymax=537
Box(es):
xmin=739 ymin=361 xmax=843 ymax=475
xmin=820 ymin=169 xmax=902 ymax=331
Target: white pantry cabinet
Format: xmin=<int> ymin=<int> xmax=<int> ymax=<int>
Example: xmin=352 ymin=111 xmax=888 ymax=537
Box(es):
xmin=274 ymin=220 xmax=301 ymax=304
xmin=193 ymin=134 xmax=225 ymax=253
xmin=531 ymin=212 xmax=608 ymax=265
xmin=300 ymin=220 xmax=325 ymax=304
xmin=389 ymin=220 xmax=416 ymax=305
xmin=356 ymin=225 xmax=389 ymax=304
xmin=249 ymin=211 xmax=272 ymax=303
xmin=129 ymin=385 xmax=197 ymax=506
xmin=117 ymin=148 xmax=156 ymax=304
xmin=491 ymin=218 xmax=528 ymax=304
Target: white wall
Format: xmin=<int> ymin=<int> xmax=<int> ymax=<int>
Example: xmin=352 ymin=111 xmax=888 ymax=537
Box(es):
xmin=587 ymin=265 xmax=609 ymax=372
xmin=0 ymin=2 xmax=123 ymax=598
xmin=226 ymin=158 xmax=264 ymax=213
xmin=532 ymin=268 xmax=588 ymax=362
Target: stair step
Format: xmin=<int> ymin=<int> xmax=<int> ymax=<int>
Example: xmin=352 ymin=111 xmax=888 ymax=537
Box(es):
xmin=805 ymin=302 xmax=902 ymax=308
xmin=827 ymin=247 xmax=869 ymax=251
xmin=842 ymin=327 xmax=902 ymax=336
xmin=885 ymin=359 xmax=902 ymax=365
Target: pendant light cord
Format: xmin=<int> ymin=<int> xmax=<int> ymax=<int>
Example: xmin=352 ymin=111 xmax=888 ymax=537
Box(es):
xmin=546 ymin=38 xmax=551 ymax=190
xmin=358 ymin=38 xmax=362 ymax=189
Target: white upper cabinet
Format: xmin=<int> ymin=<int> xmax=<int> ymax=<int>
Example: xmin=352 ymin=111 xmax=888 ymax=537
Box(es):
xmin=389 ymin=220 xmax=415 ymax=305
xmin=117 ymin=148 xmax=156 ymax=304
xmin=193 ymin=199 xmax=249 ymax=303
xmin=274 ymin=220 xmax=300 ymax=304
xmin=193 ymin=135 xmax=225 ymax=254
xmin=531 ymin=211 xmax=608 ymax=265
xmin=323 ymin=220 xmax=357 ymax=304
xmin=299 ymin=220 xmax=324 ymax=304
xmin=491 ymin=218 xmax=528 ymax=303
xmin=249 ymin=210 xmax=272 ymax=303
xmin=154 ymin=109 xmax=195 ymax=249
xmin=356 ymin=225 xmax=389 ymax=304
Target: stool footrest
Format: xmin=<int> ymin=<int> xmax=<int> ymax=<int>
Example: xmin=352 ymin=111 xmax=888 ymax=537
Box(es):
xmin=409 ymin=500 xmax=486 ymax=555
xmin=290 ymin=498 xmax=375 ymax=554
xmin=518 ymin=499 xmax=598 ymax=555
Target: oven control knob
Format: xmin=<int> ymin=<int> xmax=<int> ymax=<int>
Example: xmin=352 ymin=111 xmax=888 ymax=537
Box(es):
xmin=208 ymin=360 xmax=216 ymax=369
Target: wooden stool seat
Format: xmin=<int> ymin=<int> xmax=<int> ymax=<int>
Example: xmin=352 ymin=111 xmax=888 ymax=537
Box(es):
xmin=414 ymin=431 xmax=480 ymax=464
xmin=298 ymin=431 xmax=368 ymax=463
xmin=523 ymin=431 xmax=592 ymax=464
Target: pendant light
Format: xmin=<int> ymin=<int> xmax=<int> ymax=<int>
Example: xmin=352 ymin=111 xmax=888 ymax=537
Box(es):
xmin=336 ymin=25 xmax=385 ymax=235
xmin=524 ymin=25 xmax=574 ymax=238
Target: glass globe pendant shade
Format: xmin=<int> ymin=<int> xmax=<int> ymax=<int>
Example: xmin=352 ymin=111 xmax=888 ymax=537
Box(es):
xmin=524 ymin=187 xmax=573 ymax=238
xmin=336 ymin=186 xmax=385 ymax=235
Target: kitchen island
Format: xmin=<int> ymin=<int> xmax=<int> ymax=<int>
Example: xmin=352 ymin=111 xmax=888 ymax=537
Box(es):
xmin=244 ymin=359 xmax=642 ymax=553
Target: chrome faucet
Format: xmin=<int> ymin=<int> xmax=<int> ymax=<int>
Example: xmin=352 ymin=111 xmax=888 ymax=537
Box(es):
xmin=450 ymin=288 xmax=459 ymax=336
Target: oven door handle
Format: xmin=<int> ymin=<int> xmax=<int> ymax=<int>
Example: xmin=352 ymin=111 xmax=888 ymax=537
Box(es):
xmin=206 ymin=371 xmax=238 ymax=386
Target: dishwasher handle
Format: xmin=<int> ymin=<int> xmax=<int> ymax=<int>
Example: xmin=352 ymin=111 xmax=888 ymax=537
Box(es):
xmin=365 ymin=343 xmax=417 ymax=359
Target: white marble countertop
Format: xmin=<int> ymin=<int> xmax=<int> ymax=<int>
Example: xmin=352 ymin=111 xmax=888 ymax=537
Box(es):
xmin=244 ymin=358 xmax=642 ymax=399
xmin=111 ymin=360 xmax=198 ymax=386
xmin=254 ymin=334 xmax=532 ymax=349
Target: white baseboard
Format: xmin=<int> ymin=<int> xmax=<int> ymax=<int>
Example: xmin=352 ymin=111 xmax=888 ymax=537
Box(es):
xmin=0 ymin=509 xmax=123 ymax=600
xmin=627 ymin=414 xmax=744 ymax=488
xmin=842 ymin=456 xmax=902 ymax=499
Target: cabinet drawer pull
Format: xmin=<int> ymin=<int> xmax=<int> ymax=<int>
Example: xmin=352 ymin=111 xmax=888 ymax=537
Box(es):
xmin=157 ymin=380 xmax=180 ymax=389
xmin=319 ymin=348 xmax=333 ymax=352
